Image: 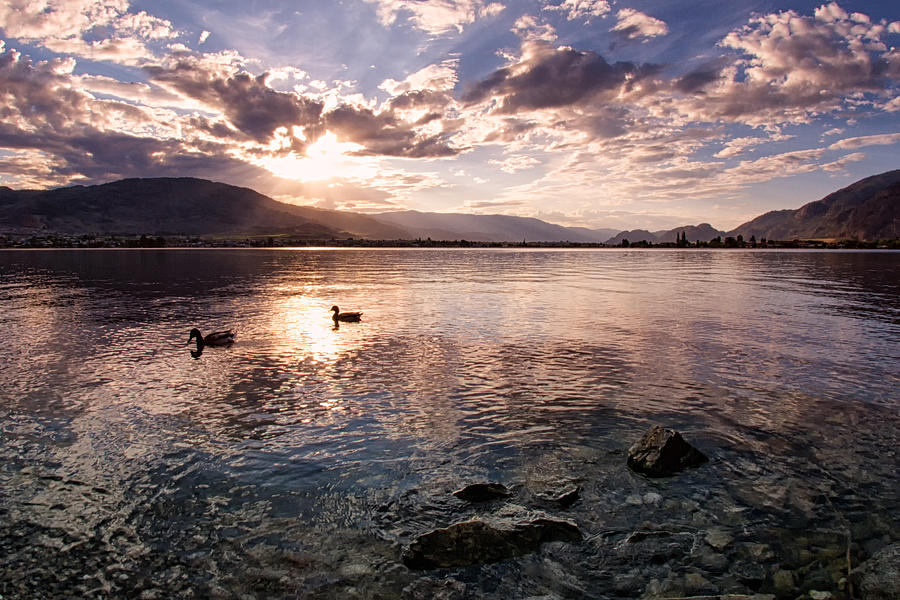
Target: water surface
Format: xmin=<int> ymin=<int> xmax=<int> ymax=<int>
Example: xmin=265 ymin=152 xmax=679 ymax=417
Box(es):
xmin=1 ymin=249 xmax=898 ymax=599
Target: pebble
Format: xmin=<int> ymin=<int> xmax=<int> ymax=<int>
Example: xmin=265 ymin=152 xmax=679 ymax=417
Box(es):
xmin=643 ymin=492 xmax=663 ymax=505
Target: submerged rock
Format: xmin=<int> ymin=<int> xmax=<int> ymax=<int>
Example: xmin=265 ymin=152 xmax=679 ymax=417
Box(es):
xmin=855 ymin=543 xmax=900 ymax=600
xmin=452 ymin=482 xmax=512 ymax=503
xmin=627 ymin=425 xmax=708 ymax=477
xmin=535 ymin=484 xmax=581 ymax=508
xmin=402 ymin=507 xmax=582 ymax=570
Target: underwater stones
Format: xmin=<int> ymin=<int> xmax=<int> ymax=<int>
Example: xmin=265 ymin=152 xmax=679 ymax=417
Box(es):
xmin=402 ymin=509 xmax=582 ymax=570
xmin=732 ymin=560 xmax=767 ymax=589
xmin=452 ymin=482 xmax=512 ymax=503
xmin=771 ymin=568 xmax=796 ymax=595
xmin=705 ymin=528 xmax=734 ymax=551
xmin=627 ymin=425 xmax=708 ymax=477
xmin=402 ymin=576 xmax=467 ymax=600
xmin=855 ymin=543 xmax=900 ymax=600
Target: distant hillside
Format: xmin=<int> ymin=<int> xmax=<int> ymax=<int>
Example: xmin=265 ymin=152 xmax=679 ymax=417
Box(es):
xmin=729 ymin=170 xmax=900 ymax=241
xmin=654 ymin=223 xmax=727 ymax=243
xmin=0 ymin=178 xmax=410 ymax=239
xmin=604 ymin=229 xmax=658 ymax=245
xmin=371 ymin=210 xmax=617 ymax=242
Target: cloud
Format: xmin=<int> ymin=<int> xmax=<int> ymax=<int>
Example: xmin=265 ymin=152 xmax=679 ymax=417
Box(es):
xmin=488 ymin=154 xmax=540 ymax=173
xmin=511 ymin=15 xmax=557 ymax=42
xmin=542 ymin=0 xmax=610 ymax=23
xmin=379 ymin=60 xmax=459 ymax=95
xmin=144 ymin=57 xmax=324 ymax=146
xmin=611 ymin=9 xmax=669 ymax=41
xmin=0 ymin=0 xmax=176 ymax=65
xmin=198 ymin=30 xmax=210 ymax=44
xmin=462 ymin=41 xmax=656 ymax=113
xmin=324 ymin=104 xmax=459 ymax=158
xmin=828 ymin=132 xmax=900 ymax=150
xmin=363 ymin=0 xmax=504 ymax=35
xmin=624 ymin=3 xmax=900 ymax=130
xmin=821 ymin=151 xmax=865 ymax=171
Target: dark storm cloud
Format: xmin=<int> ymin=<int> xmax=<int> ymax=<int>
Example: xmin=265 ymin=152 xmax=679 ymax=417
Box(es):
xmin=462 ymin=42 xmax=659 ymax=113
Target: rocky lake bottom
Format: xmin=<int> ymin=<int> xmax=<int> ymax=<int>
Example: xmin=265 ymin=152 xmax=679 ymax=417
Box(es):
xmin=1 ymin=248 xmax=898 ymax=599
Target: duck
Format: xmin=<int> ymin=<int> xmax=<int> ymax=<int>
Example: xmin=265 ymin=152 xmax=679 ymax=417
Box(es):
xmin=187 ymin=328 xmax=235 ymax=347
xmin=331 ymin=305 xmax=362 ymax=322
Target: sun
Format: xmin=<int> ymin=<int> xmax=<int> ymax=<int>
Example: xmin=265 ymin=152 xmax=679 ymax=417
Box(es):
xmin=257 ymin=130 xmax=372 ymax=182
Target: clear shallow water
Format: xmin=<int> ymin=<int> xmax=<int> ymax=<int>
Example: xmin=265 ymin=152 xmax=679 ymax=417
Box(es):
xmin=0 ymin=248 xmax=898 ymax=599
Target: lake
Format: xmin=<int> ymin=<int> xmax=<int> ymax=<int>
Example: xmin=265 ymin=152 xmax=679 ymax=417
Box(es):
xmin=1 ymin=248 xmax=898 ymax=599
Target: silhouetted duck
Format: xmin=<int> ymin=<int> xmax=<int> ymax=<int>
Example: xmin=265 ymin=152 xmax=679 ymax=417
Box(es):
xmin=188 ymin=328 xmax=235 ymax=347
xmin=331 ymin=305 xmax=362 ymax=322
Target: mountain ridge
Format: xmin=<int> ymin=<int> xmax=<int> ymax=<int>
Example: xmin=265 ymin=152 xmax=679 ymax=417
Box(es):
xmin=1 ymin=171 xmax=898 ymax=242
xmin=728 ymin=170 xmax=900 ymax=241
xmin=0 ymin=177 xmax=410 ymax=240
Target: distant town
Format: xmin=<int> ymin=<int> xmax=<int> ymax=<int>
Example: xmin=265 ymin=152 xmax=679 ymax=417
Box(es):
xmin=2 ymin=233 xmax=896 ymax=250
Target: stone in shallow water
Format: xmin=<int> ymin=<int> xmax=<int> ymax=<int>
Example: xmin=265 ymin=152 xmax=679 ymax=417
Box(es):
xmin=627 ymin=425 xmax=708 ymax=477
xmin=452 ymin=483 xmax=512 ymax=502
xmin=705 ymin=527 xmax=734 ymax=550
xmin=855 ymin=543 xmax=900 ymax=600
xmin=402 ymin=508 xmax=582 ymax=570
xmin=535 ymin=484 xmax=581 ymax=508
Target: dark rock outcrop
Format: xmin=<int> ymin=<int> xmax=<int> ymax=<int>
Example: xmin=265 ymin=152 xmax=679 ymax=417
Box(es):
xmin=627 ymin=425 xmax=708 ymax=477
xmin=452 ymin=483 xmax=512 ymax=503
xmin=402 ymin=507 xmax=581 ymax=570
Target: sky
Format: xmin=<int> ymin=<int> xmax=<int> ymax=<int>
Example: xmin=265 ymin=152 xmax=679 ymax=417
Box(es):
xmin=0 ymin=1 xmax=898 ymax=231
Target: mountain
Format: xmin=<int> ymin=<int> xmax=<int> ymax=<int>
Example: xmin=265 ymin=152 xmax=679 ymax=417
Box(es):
xmin=604 ymin=229 xmax=658 ymax=245
xmin=653 ymin=223 xmax=727 ymax=243
xmin=729 ymin=170 xmax=900 ymax=241
xmin=371 ymin=210 xmax=617 ymax=242
xmin=0 ymin=177 xmax=410 ymax=239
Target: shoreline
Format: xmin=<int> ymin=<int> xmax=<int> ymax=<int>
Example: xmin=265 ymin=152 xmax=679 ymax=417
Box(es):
xmin=2 ymin=234 xmax=898 ymax=250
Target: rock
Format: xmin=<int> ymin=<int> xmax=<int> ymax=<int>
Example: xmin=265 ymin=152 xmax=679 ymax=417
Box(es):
xmin=612 ymin=571 xmax=645 ymax=594
xmin=732 ymin=560 xmax=767 ymax=589
xmin=772 ymin=569 xmax=795 ymax=594
xmin=452 ymin=482 xmax=512 ymax=502
xmin=402 ymin=510 xmax=582 ymax=570
xmin=696 ymin=549 xmax=729 ymax=573
xmin=535 ymin=484 xmax=581 ymax=508
xmin=617 ymin=529 xmax=694 ymax=563
xmin=627 ymin=425 xmax=709 ymax=477
xmin=705 ymin=528 xmax=734 ymax=550
xmin=402 ymin=577 xmax=467 ymax=600
xmin=642 ymin=492 xmax=662 ymax=506
xmin=855 ymin=542 xmax=900 ymax=600
xmin=684 ymin=572 xmax=718 ymax=595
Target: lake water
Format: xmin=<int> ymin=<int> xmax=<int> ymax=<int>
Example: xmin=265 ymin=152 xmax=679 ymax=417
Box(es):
xmin=1 ymin=248 xmax=898 ymax=599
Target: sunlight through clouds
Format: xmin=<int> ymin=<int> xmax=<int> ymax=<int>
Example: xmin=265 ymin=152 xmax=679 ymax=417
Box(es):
xmin=254 ymin=131 xmax=373 ymax=183
xmin=0 ymin=0 xmax=898 ymax=229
